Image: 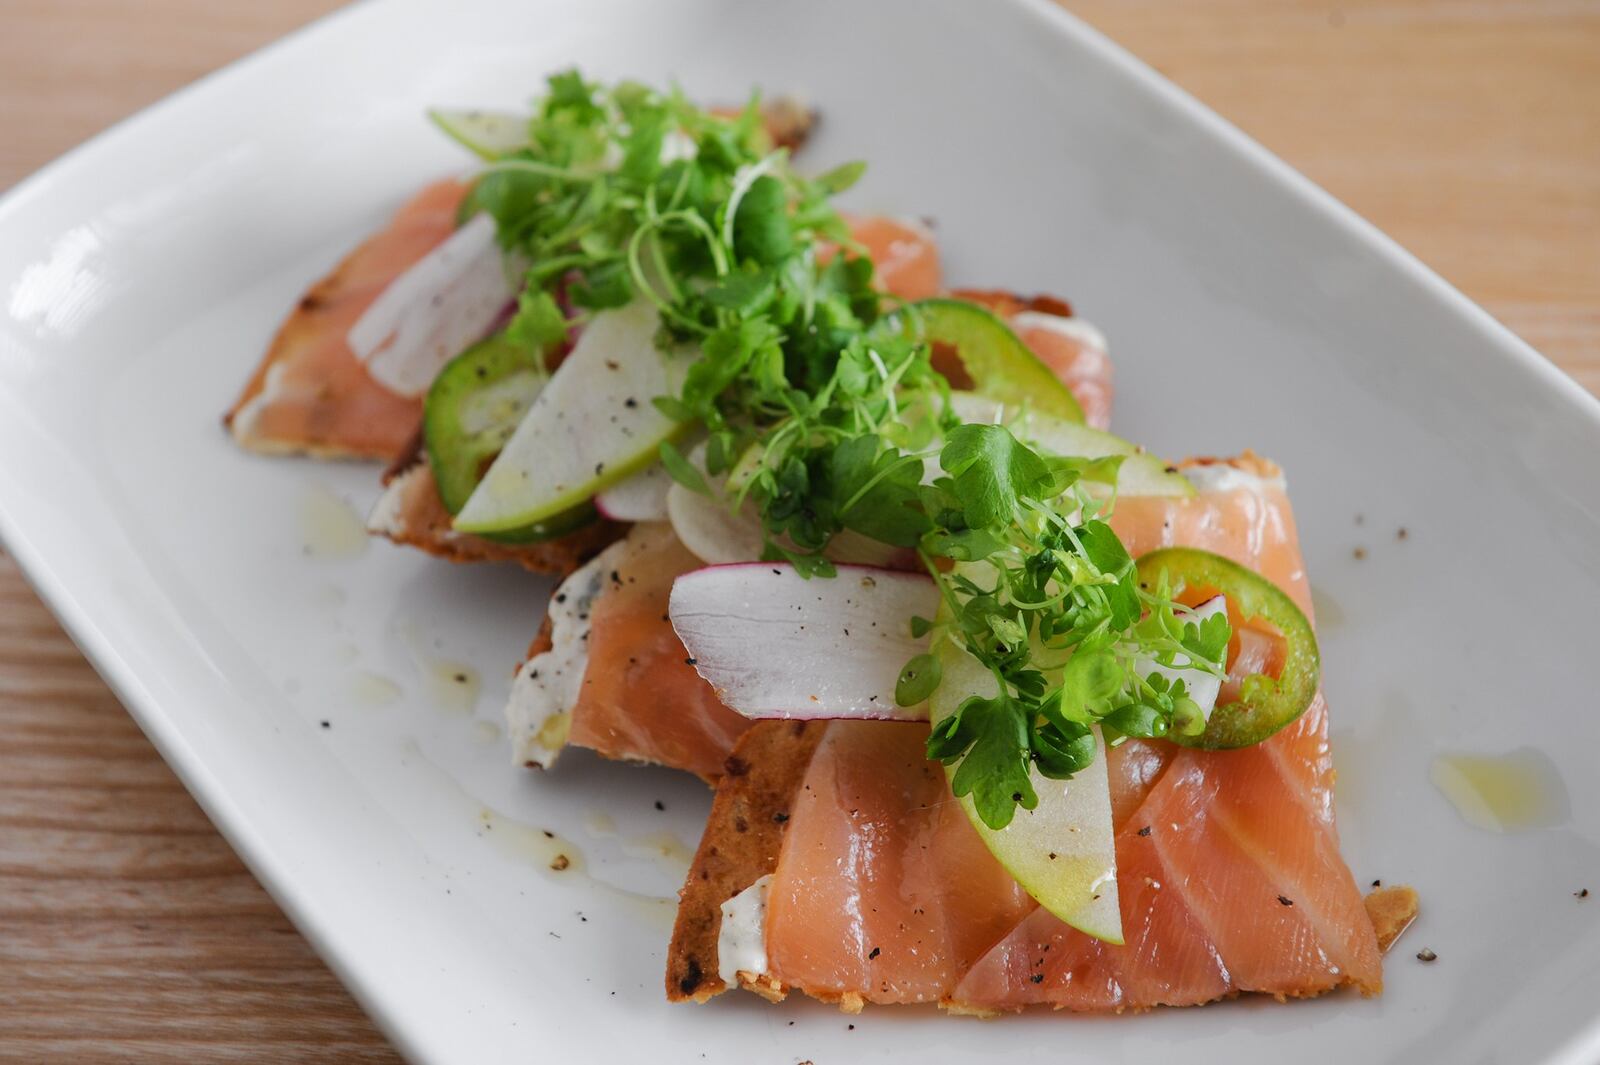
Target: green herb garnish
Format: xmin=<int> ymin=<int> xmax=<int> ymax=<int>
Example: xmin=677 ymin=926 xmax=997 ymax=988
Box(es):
xmin=455 ymin=71 xmax=1245 ymax=830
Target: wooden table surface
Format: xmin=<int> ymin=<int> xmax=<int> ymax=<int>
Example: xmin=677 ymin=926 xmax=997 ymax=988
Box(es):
xmin=2 ymin=1 xmax=1596 ymax=1060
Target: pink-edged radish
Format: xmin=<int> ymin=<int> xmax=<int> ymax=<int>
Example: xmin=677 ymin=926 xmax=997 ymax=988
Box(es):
xmin=668 ymin=562 xmax=938 ymax=720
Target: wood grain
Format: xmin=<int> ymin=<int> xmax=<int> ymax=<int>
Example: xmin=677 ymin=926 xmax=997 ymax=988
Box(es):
xmin=1 ymin=1 xmax=1596 ymax=1061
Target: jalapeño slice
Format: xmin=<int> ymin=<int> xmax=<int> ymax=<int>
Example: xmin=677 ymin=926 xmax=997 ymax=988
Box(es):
xmin=873 ymin=298 xmax=1085 ymax=424
xmin=1135 ymin=548 xmax=1320 ymax=750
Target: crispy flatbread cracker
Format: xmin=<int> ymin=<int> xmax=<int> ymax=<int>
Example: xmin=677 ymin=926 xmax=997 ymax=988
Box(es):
xmin=368 ymin=458 xmax=622 ymax=574
xmin=666 ymin=720 xmax=826 ymax=1003
xmin=1365 ymin=885 xmax=1420 ymax=953
xmin=667 ymin=718 xmax=1421 ymax=1009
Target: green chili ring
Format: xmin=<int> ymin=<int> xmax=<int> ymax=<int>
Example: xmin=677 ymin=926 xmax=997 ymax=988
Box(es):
xmin=1135 ymin=548 xmax=1320 ymax=750
xmin=425 ymin=333 xmax=550 ymax=514
xmin=870 ymin=298 xmax=1085 ymax=425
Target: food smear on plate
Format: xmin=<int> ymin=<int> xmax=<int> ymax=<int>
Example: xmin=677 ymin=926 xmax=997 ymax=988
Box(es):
xmin=228 ymin=70 xmax=1409 ymax=1015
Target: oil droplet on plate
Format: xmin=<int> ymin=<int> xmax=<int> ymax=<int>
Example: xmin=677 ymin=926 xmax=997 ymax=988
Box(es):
xmin=476 ymin=805 xmax=675 ymax=927
xmin=622 ymin=830 xmax=696 ymax=876
xmin=584 ymin=809 xmax=619 ymax=838
xmin=299 ymin=484 xmax=368 ymax=559
xmin=472 ymin=720 xmax=502 ymax=745
xmin=1431 ymin=748 xmax=1569 ymax=832
xmin=349 ymin=670 xmax=402 ymax=707
xmin=423 ymin=659 xmax=480 ymax=715
xmin=479 ymin=807 xmax=586 ymax=875
xmin=333 ymin=641 xmax=360 ymax=665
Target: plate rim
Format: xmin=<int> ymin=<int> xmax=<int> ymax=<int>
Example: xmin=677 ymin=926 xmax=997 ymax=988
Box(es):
xmin=2 ymin=1 xmax=1599 ymax=1062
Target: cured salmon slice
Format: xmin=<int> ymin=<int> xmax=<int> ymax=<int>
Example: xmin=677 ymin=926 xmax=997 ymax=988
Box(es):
xmin=512 ymin=524 xmax=756 ymax=780
xmin=226 ymin=179 xmax=466 ymax=459
xmin=669 ymin=455 xmax=1385 ymax=1012
xmin=496 ymin=303 xmax=1114 ymax=768
xmin=841 ymin=215 xmax=943 ymax=302
xmin=763 ymin=720 xmax=1036 ymax=1007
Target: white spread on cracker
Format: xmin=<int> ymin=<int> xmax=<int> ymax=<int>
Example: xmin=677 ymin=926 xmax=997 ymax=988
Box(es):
xmin=505 ymin=538 xmax=629 ymax=767
xmin=717 ymin=874 xmax=773 ymax=985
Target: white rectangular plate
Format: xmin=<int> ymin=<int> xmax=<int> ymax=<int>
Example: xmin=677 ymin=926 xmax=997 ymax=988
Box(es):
xmin=3 ymin=1 xmax=1599 ymax=1062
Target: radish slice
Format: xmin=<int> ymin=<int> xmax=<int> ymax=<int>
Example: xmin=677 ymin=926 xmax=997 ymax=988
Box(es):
xmin=666 ymin=483 xmax=765 ymax=564
xmin=348 ymin=212 xmax=521 ymax=397
xmin=666 ymin=483 xmax=913 ymax=568
xmin=595 ymin=462 xmax=671 ymax=522
xmin=669 ymin=563 xmax=938 ymax=720
xmin=1134 ymin=595 xmax=1227 ymax=719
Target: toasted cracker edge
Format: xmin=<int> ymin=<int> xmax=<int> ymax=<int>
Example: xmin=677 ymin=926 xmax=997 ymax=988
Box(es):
xmin=1365 ymin=884 xmax=1420 ymax=955
xmin=369 ymin=459 xmax=623 ymax=574
xmin=666 ymin=720 xmax=827 ymax=1003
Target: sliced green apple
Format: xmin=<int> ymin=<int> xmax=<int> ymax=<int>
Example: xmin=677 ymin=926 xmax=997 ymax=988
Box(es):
xmin=454 ymin=299 xmax=694 ymax=534
xmin=930 ymin=626 xmax=1124 ymax=945
xmin=428 ymin=108 xmax=531 ymax=161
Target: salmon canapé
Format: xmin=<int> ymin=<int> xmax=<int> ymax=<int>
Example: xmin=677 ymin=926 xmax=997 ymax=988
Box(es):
xmin=227 ymin=101 xmax=820 ymax=462
xmin=498 ymin=294 xmax=1117 ymax=777
xmin=363 ymin=212 xmax=954 ymax=570
xmin=227 ymin=179 xmax=466 ymax=459
xmin=507 ymin=524 xmax=755 ymax=780
xmin=667 ymin=455 xmax=1386 ymax=1012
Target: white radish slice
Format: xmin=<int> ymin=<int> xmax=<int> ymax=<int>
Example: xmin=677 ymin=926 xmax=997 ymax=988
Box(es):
xmin=668 ymin=563 xmax=938 ymax=720
xmin=595 ymin=462 xmax=672 ymax=522
xmin=666 ymin=483 xmax=765 ymax=564
xmin=1134 ymin=595 xmax=1227 ymax=720
xmin=348 ymin=212 xmax=520 ymax=397
xmin=666 ymin=482 xmax=912 ymax=568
